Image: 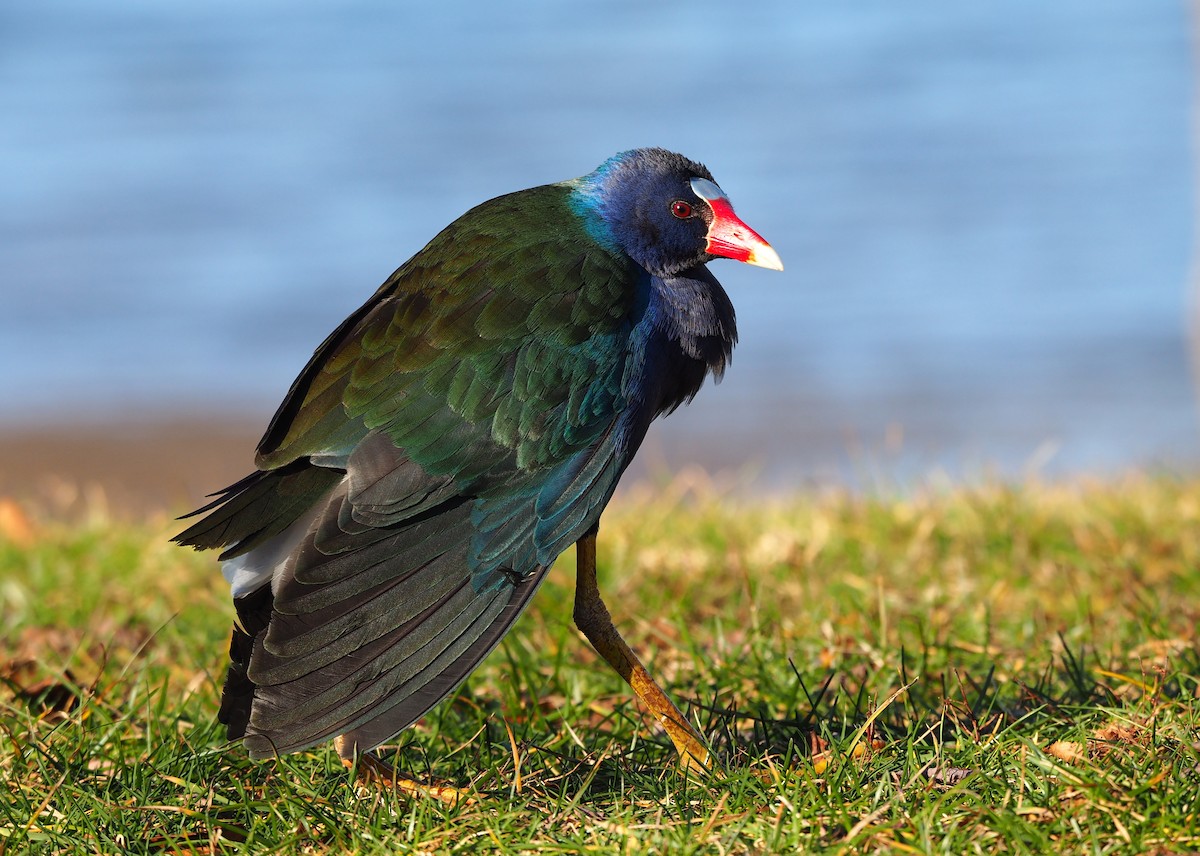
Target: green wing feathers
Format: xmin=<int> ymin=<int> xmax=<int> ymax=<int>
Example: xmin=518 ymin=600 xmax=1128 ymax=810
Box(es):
xmin=256 ymin=186 xmax=638 ymax=478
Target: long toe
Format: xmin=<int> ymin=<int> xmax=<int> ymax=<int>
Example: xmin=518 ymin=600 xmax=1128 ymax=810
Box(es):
xmin=343 ymin=750 xmax=475 ymax=806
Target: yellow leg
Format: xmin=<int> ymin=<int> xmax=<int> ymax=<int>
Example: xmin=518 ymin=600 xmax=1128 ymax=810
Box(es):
xmin=333 ymin=735 xmax=472 ymax=805
xmin=572 ymin=530 xmax=713 ymax=774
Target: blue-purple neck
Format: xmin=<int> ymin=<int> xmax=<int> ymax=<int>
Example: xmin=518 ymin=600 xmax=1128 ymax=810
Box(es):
xmin=562 ymin=150 xmax=635 ymax=255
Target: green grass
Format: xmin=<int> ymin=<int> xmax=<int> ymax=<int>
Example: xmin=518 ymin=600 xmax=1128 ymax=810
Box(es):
xmin=1 ymin=476 xmax=1198 ymax=854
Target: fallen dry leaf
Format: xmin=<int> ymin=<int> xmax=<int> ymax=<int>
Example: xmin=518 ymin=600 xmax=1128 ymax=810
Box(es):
xmin=1092 ymin=722 xmax=1143 ymax=745
xmin=1046 ymin=740 xmax=1086 ymax=764
xmin=926 ymin=766 xmax=974 ymax=786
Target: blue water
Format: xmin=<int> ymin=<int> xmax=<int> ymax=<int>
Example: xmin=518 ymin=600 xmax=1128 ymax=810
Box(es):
xmin=1 ymin=0 xmax=1195 ymax=485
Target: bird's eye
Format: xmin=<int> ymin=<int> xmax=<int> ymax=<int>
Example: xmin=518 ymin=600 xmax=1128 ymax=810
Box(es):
xmin=670 ymin=200 xmax=693 ymax=219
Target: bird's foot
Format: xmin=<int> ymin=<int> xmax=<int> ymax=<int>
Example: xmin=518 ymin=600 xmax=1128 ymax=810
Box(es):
xmin=342 ymin=752 xmax=473 ymax=805
xmin=657 ymin=712 xmax=716 ymax=777
xmin=336 ymin=738 xmax=473 ymax=806
xmin=677 ymin=742 xmax=714 ymax=777
xmin=628 ymin=663 xmax=716 ymax=776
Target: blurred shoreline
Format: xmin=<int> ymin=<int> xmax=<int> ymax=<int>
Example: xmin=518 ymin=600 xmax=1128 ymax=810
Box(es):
xmin=2 ymin=409 xmax=1196 ymax=519
xmin=0 ymin=414 xmax=795 ymax=518
xmin=0 ymin=416 xmax=262 ymax=518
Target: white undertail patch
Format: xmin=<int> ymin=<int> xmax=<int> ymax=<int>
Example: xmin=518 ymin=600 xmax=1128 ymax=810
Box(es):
xmin=219 ymin=489 xmax=333 ymax=598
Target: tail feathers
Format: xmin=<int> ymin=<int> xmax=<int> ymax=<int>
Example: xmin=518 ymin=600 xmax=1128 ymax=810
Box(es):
xmin=174 ymin=461 xmax=343 ymax=559
xmin=199 ymin=440 xmax=582 ymax=759
xmin=241 ymin=570 xmax=544 ymax=758
xmin=218 ymin=585 xmax=273 ymax=740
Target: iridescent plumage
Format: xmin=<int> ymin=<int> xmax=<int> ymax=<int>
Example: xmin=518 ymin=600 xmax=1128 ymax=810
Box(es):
xmin=176 ymin=147 xmax=780 ymax=765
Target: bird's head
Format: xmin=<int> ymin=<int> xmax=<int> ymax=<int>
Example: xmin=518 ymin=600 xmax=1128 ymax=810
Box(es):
xmin=570 ymin=147 xmax=783 ymax=278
